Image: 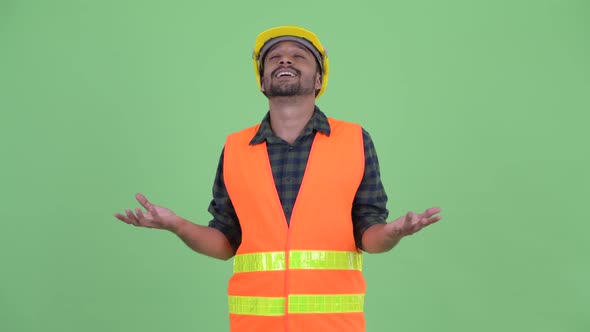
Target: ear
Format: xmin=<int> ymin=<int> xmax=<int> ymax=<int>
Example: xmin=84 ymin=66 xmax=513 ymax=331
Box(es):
xmin=314 ymin=72 xmax=322 ymax=90
xmin=260 ymin=77 xmax=266 ymax=92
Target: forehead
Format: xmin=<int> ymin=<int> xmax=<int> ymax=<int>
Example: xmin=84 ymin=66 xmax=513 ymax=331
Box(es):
xmin=265 ymin=40 xmax=313 ymax=56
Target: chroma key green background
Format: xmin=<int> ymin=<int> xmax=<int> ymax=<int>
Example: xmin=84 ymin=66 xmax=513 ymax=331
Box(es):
xmin=1 ymin=0 xmax=588 ymax=331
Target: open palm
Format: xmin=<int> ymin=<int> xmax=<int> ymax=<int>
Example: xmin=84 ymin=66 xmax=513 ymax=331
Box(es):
xmin=114 ymin=193 xmax=179 ymax=231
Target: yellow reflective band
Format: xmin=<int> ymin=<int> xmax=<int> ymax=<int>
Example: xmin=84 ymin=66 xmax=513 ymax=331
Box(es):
xmin=289 ymin=251 xmax=363 ymax=271
xmin=228 ymin=294 xmax=365 ymax=315
xmin=233 ymin=251 xmax=362 ymax=273
xmin=233 ymin=252 xmax=286 ymax=273
xmin=228 ymin=296 xmax=285 ymax=316
xmin=288 ymin=294 xmax=365 ymax=314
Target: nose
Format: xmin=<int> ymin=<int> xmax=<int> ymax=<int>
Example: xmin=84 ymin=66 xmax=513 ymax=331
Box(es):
xmin=279 ymin=55 xmax=293 ymax=65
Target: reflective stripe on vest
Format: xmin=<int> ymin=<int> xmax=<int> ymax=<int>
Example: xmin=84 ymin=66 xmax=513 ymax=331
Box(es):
xmin=233 ymin=250 xmax=363 ymax=273
xmin=229 ymin=294 xmax=365 ymax=316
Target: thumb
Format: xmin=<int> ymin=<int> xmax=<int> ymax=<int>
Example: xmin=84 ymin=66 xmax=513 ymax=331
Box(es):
xmin=136 ymin=193 xmax=154 ymax=211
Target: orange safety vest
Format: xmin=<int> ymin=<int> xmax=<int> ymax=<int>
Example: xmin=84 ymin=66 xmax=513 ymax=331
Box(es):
xmin=223 ymin=118 xmax=366 ymax=332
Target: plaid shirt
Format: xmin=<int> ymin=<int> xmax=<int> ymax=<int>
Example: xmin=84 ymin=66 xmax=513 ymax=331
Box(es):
xmin=208 ymin=107 xmax=389 ymax=252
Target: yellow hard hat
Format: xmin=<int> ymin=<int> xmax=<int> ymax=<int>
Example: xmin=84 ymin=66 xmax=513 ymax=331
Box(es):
xmin=252 ymin=26 xmax=329 ymax=98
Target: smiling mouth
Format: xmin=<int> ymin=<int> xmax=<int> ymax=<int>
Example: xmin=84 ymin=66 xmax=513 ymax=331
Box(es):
xmin=275 ymin=71 xmax=297 ymax=78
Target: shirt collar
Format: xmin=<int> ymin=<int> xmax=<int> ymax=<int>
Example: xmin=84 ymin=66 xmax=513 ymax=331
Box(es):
xmin=249 ymin=106 xmax=331 ymax=145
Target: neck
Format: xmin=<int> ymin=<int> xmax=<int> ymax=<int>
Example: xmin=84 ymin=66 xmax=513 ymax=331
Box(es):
xmin=268 ymin=94 xmax=316 ymax=144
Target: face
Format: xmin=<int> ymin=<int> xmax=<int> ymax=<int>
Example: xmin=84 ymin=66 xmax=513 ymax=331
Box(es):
xmin=260 ymin=41 xmax=322 ymax=98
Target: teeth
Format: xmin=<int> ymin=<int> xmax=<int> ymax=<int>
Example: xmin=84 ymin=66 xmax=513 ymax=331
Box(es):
xmin=276 ymin=71 xmax=296 ymax=77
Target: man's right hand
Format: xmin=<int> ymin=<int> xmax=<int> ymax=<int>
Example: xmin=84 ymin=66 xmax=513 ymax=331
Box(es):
xmin=114 ymin=193 xmax=181 ymax=232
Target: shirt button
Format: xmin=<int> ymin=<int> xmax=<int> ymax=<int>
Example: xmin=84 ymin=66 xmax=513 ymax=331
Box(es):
xmin=284 ymin=206 xmax=291 ymax=213
xmin=288 ymin=145 xmax=294 ymax=152
xmin=285 ymin=177 xmax=293 ymax=183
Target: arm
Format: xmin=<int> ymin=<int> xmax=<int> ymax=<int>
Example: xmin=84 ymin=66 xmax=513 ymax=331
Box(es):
xmin=114 ymin=193 xmax=234 ymax=261
xmin=353 ymin=129 xmax=442 ymax=253
xmin=361 ymin=208 xmax=442 ymax=253
xmin=351 ymin=129 xmax=390 ymax=250
xmin=172 ymin=216 xmax=234 ymax=260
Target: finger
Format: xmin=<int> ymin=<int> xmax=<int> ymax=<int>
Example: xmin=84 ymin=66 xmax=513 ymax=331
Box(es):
xmin=135 ymin=207 xmax=146 ymax=224
xmin=426 ymin=215 xmax=442 ymax=225
xmin=403 ymin=211 xmax=418 ymax=235
xmin=114 ymin=213 xmax=132 ymax=225
xmin=125 ymin=209 xmax=139 ymax=226
xmin=135 ymin=193 xmax=154 ymax=211
xmin=405 ymin=211 xmax=415 ymax=225
xmin=419 ymin=207 xmax=442 ymax=219
xmin=410 ymin=211 xmax=422 ymax=226
xmin=419 ymin=215 xmax=442 ymax=229
xmin=135 ymin=207 xmax=153 ymax=227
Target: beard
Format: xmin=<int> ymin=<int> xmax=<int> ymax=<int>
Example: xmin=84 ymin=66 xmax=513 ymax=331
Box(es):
xmin=264 ymin=67 xmax=316 ymax=97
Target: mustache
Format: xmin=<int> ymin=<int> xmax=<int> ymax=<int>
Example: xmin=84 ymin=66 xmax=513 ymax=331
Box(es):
xmin=271 ymin=66 xmax=301 ymax=77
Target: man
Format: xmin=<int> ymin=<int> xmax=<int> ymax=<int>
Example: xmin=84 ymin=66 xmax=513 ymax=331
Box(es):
xmin=115 ymin=26 xmax=442 ymax=332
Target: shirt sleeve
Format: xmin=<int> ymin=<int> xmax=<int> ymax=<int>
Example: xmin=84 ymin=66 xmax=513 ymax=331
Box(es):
xmin=207 ymin=147 xmax=242 ymax=252
xmin=352 ymin=128 xmax=389 ymax=249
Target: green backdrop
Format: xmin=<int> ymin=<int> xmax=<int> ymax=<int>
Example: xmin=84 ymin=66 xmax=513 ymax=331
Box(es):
xmin=1 ymin=0 xmax=588 ymax=331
